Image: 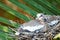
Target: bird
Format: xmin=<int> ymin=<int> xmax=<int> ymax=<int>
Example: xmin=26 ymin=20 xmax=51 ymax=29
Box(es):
xmin=15 ymin=13 xmax=59 ymax=35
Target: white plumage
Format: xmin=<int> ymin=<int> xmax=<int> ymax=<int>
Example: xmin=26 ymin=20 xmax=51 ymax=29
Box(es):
xmin=22 ymin=24 xmax=44 ymax=32
xmin=48 ymin=20 xmax=59 ymax=26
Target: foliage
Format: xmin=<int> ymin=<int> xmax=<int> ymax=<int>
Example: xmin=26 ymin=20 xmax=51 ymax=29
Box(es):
xmin=53 ymin=33 xmax=60 ymax=40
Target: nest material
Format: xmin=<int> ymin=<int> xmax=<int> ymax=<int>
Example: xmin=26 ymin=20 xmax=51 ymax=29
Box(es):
xmin=16 ymin=15 xmax=60 ymax=40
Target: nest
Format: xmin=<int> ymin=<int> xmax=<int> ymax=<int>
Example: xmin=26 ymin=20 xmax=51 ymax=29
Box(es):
xmin=15 ymin=15 xmax=60 ymax=40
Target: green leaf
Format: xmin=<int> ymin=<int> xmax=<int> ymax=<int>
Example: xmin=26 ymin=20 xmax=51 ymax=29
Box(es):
xmin=0 ymin=25 xmax=9 ymax=32
xmin=0 ymin=2 xmax=31 ymax=22
xmin=33 ymin=0 xmax=57 ymax=15
xmin=56 ymin=0 xmax=60 ymax=4
xmin=0 ymin=30 xmax=14 ymax=40
xmin=0 ymin=17 xmax=20 ymax=28
xmin=8 ymin=0 xmax=38 ymax=17
xmin=35 ymin=0 xmax=60 ymax=15
xmin=23 ymin=0 xmax=54 ymax=15
xmin=0 ymin=33 xmax=7 ymax=40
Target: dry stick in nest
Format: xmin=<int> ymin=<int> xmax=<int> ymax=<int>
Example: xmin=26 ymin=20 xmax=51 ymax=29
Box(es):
xmin=46 ymin=23 xmax=60 ymax=40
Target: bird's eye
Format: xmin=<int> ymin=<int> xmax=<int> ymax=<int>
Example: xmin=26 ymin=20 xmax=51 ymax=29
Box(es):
xmin=40 ymin=15 xmax=43 ymax=17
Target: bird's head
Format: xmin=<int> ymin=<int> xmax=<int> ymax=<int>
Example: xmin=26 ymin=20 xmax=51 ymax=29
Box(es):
xmin=36 ymin=13 xmax=44 ymax=20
